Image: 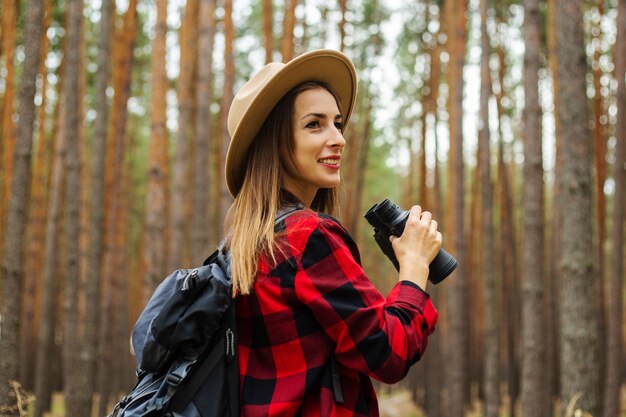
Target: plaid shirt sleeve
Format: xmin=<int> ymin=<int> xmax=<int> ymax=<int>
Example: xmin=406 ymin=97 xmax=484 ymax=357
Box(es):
xmin=293 ymin=213 xmax=438 ymax=384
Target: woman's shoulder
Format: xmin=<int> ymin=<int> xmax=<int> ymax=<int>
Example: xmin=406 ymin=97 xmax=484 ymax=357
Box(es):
xmin=282 ymin=208 xmax=347 ymax=235
xmin=279 ymin=209 xmax=355 ymax=253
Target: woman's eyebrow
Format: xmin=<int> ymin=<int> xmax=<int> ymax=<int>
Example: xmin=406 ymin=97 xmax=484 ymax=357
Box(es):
xmin=300 ymin=112 xmax=343 ymax=120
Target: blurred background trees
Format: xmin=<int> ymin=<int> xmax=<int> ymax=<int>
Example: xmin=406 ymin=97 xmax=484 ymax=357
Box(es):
xmin=0 ymin=0 xmax=624 ymax=416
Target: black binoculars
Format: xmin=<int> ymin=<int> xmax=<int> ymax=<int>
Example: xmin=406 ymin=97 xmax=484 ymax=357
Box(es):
xmin=364 ymin=199 xmax=457 ymax=284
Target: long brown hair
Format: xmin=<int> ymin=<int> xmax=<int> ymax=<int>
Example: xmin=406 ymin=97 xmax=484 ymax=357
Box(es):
xmin=225 ymin=81 xmax=343 ymax=295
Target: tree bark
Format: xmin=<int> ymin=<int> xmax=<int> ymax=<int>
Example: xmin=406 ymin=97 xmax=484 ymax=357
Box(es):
xmin=60 ymin=0 xmax=86 ymax=415
xmin=263 ymin=0 xmax=273 ymax=63
xmin=82 ymin=0 xmax=114 ymax=413
xmin=192 ymin=0 xmax=216 ymax=263
xmin=0 ymin=0 xmax=44 ymax=413
xmin=520 ymin=0 xmax=546 ymax=416
xmin=602 ymin=0 xmax=625 ymax=415
xmin=143 ymin=0 xmax=170 ymax=297
xmin=281 ymin=0 xmax=298 ymax=61
xmin=97 ymin=3 xmax=138 ymax=414
xmin=218 ymin=0 xmax=235 ymax=228
xmin=0 ymin=0 xmax=17 ymax=261
xmin=478 ymin=1 xmax=498 ymax=416
xmin=554 ymin=0 xmax=602 ymax=415
xmin=170 ymin=0 xmax=198 ymax=269
xmin=21 ymin=0 xmax=53 ymax=390
xmin=443 ymin=0 xmax=469 ymax=414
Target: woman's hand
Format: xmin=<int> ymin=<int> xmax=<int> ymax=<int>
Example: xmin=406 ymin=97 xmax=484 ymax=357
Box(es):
xmin=389 ymin=205 xmax=442 ymax=289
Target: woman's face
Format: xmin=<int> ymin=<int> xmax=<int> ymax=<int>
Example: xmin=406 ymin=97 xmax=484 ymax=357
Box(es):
xmin=281 ymin=88 xmax=345 ymax=206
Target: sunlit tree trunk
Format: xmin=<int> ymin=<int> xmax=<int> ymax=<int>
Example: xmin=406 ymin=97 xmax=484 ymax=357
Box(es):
xmin=491 ymin=42 xmax=520 ymax=417
xmin=97 ymin=2 xmax=137 ymax=414
xmin=82 ymin=0 xmax=114 ymax=413
xmin=443 ymin=0 xmax=469 ymax=414
xmin=263 ymin=0 xmax=273 ymax=63
xmin=21 ymin=0 xmax=53 ymax=390
xmin=520 ymin=0 xmax=546 ymax=416
xmin=192 ymin=0 xmax=216 ymax=261
xmin=218 ymin=0 xmax=235 ymax=227
xmin=0 ymin=0 xmax=44 ymax=412
xmin=144 ymin=0 xmax=170 ymax=297
xmin=34 ymin=58 xmax=66 ymax=417
xmin=281 ymin=0 xmax=298 ymax=61
xmin=0 ymin=0 xmax=17 ymax=260
xmin=478 ymin=1 xmax=498 ymax=416
xmin=339 ymin=0 xmax=347 ymax=52
xmin=554 ymin=0 xmax=601 ymax=415
xmin=170 ymin=0 xmax=198 ymax=269
xmin=602 ymin=1 xmax=625 ymax=415
xmin=61 ymin=0 xmax=87 ymax=415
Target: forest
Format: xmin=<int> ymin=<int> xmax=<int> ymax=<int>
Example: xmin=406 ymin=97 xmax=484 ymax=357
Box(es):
xmin=0 ymin=0 xmax=625 ymax=416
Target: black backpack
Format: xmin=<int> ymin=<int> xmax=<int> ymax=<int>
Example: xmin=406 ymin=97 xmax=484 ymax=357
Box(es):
xmin=107 ymin=206 xmax=306 ymax=417
xmin=107 ymin=248 xmax=239 ymax=417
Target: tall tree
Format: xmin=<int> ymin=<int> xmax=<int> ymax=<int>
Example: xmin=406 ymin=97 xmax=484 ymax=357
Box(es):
xmin=192 ymin=0 xmax=216 ymax=263
xmin=143 ymin=0 xmax=170 ymax=297
xmin=170 ymin=0 xmax=198 ymax=269
xmin=61 ymin=0 xmax=87 ymax=415
xmin=97 ymin=2 xmax=138 ymax=414
xmin=520 ymin=0 xmax=546 ymax=416
xmin=478 ymin=1 xmax=498 ymax=416
xmin=546 ymin=0 xmax=561 ymax=407
xmin=281 ymin=0 xmax=298 ymax=61
xmin=81 ymin=0 xmax=114 ymax=413
xmin=443 ymin=0 xmax=469 ymax=414
xmin=21 ymin=0 xmax=53 ymax=389
xmin=263 ymin=0 xmax=273 ymax=63
xmin=0 ymin=0 xmax=44 ymax=413
xmin=603 ymin=1 xmax=626 ymax=415
xmin=218 ymin=0 xmax=235 ymax=226
xmin=554 ymin=0 xmax=602 ymax=415
xmin=0 ymin=0 xmax=17 ymax=259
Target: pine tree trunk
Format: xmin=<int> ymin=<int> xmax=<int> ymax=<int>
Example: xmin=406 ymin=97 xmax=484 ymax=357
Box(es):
xmin=82 ymin=0 xmax=114 ymax=413
xmin=478 ymin=2 xmax=498 ymax=416
xmin=554 ymin=0 xmax=602 ymax=415
xmin=192 ymin=0 xmax=216 ymax=263
xmin=0 ymin=0 xmax=17 ymax=261
xmin=0 ymin=0 xmax=44 ymax=412
xmin=520 ymin=0 xmax=546 ymax=416
xmin=602 ymin=1 xmax=625 ymax=415
xmin=546 ymin=0 xmax=561 ymax=409
xmin=263 ymin=0 xmax=273 ymax=63
xmin=61 ymin=0 xmax=87 ymax=415
xmin=33 ymin=132 xmax=64 ymax=417
xmin=97 ymin=2 xmax=138 ymax=414
xmin=443 ymin=0 xmax=469 ymax=414
xmin=170 ymin=0 xmax=198 ymax=269
xmin=218 ymin=0 xmax=235 ymax=226
xmin=144 ymin=0 xmax=170 ymax=297
xmin=21 ymin=0 xmax=53 ymax=390
xmin=281 ymin=0 xmax=298 ymax=61
xmin=339 ymin=0 xmax=347 ymax=52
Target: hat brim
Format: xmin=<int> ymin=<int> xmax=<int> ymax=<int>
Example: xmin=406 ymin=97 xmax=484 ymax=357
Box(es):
xmin=226 ymin=50 xmax=358 ymax=197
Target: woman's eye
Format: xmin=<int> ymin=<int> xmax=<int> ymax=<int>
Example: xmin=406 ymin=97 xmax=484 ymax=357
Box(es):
xmin=334 ymin=121 xmax=344 ymax=131
xmin=305 ymin=121 xmax=320 ymax=129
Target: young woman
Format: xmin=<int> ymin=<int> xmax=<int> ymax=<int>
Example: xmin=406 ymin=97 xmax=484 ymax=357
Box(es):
xmin=224 ymin=49 xmax=442 ymax=417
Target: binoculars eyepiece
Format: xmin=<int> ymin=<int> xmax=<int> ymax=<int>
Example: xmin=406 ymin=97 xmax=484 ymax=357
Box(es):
xmin=364 ymin=199 xmax=457 ymax=284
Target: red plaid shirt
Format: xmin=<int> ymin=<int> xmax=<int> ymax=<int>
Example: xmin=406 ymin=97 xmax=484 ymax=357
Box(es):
xmin=235 ymin=209 xmax=438 ymax=416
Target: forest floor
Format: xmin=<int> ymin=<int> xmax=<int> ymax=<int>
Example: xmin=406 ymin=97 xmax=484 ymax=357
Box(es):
xmin=35 ymin=385 xmax=626 ymax=417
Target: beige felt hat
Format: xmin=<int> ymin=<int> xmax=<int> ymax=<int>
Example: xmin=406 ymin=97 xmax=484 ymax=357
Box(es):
xmin=225 ymin=49 xmax=358 ymax=197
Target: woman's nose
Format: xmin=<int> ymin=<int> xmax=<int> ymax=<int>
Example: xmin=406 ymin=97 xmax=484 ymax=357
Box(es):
xmin=329 ymin=125 xmax=346 ymax=148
